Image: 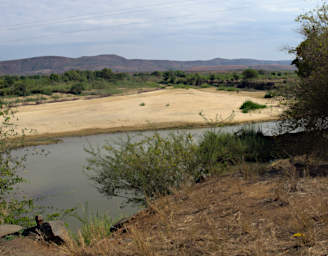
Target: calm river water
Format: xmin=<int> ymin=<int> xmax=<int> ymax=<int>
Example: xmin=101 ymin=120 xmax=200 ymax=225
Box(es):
xmin=15 ymin=121 xmax=279 ymax=228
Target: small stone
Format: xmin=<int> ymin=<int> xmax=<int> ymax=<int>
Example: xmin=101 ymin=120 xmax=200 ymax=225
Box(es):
xmin=0 ymin=224 xmax=23 ymax=238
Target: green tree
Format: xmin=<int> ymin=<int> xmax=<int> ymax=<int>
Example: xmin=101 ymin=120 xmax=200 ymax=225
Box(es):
xmin=12 ymin=82 xmax=29 ymax=96
xmin=49 ymin=73 xmax=60 ymax=82
xmin=101 ymin=68 xmax=114 ymax=80
xmin=232 ymin=73 xmax=240 ymax=81
xmin=242 ymin=69 xmax=258 ymax=80
xmin=284 ymin=3 xmax=328 ymax=132
xmin=209 ymin=73 xmax=216 ymax=83
xmin=151 ymin=71 xmax=162 ymax=77
xmin=70 ymin=83 xmax=85 ymax=95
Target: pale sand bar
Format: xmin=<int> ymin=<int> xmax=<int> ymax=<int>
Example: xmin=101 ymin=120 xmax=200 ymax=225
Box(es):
xmin=15 ymin=88 xmax=283 ymax=138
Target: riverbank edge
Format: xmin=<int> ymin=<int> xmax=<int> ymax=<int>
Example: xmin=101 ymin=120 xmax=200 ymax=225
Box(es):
xmin=13 ymin=116 xmax=280 ymax=148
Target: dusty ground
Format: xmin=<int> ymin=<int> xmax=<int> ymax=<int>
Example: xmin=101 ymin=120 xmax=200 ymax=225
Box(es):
xmin=0 ymin=238 xmax=64 ymax=256
xmin=2 ymin=161 xmax=328 ymax=255
xmin=14 ymin=88 xmax=282 ymax=138
xmin=63 ymin=166 xmax=328 ymax=256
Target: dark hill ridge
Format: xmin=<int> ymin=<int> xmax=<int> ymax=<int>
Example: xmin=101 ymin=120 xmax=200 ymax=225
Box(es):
xmin=0 ymin=55 xmax=293 ymax=75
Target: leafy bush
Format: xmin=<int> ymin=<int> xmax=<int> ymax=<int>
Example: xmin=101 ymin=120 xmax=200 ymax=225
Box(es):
xmin=41 ymin=87 xmax=53 ymax=95
xmin=85 ymin=133 xmax=201 ymax=205
xmin=240 ymin=100 xmax=266 ymax=113
xmin=12 ymin=82 xmax=30 ymax=96
xmin=197 ymin=128 xmax=276 ymax=172
xmin=70 ymin=83 xmax=85 ymax=95
xmin=264 ymin=92 xmax=274 ymax=98
xmin=197 ymin=131 xmax=246 ymax=171
xmin=242 ymin=69 xmax=258 ymax=79
xmin=85 ymin=127 xmax=281 ymax=206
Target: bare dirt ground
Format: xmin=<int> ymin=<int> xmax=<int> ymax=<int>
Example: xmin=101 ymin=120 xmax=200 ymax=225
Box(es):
xmin=0 ymin=238 xmax=64 ymax=256
xmin=14 ymin=88 xmax=282 ymax=139
xmin=63 ymin=162 xmax=328 ymax=256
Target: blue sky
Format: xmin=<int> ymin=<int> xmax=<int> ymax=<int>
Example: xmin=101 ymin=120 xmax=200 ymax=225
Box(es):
xmin=0 ymin=0 xmax=321 ymax=61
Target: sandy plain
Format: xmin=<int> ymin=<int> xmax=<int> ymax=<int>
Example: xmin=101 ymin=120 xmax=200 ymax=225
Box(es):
xmin=14 ymin=88 xmax=283 ymax=139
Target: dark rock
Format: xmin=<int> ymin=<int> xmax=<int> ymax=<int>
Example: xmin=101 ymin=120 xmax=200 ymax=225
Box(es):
xmin=1 ymin=216 xmax=68 ymax=246
xmin=110 ymin=217 xmax=130 ymax=233
xmin=21 ymin=226 xmax=39 ymax=237
xmin=39 ymin=221 xmax=68 ymax=245
xmin=21 ymin=217 xmax=68 ymax=245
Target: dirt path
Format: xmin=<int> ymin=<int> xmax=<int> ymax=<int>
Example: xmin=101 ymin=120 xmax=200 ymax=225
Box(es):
xmin=14 ymin=88 xmax=282 ymax=138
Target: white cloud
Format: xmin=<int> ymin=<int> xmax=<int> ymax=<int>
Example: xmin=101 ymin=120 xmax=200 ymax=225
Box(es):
xmin=0 ymin=0 xmax=323 ymax=60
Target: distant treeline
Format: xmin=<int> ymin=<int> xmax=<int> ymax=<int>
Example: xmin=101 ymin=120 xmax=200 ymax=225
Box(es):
xmin=0 ymin=68 xmax=296 ymax=97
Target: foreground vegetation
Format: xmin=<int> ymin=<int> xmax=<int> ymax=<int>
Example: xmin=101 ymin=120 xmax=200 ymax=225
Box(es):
xmin=85 ymin=128 xmax=283 ymax=206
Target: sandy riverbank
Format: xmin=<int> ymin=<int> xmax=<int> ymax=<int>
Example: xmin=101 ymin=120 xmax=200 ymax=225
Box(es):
xmin=14 ymin=88 xmax=283 ymax=140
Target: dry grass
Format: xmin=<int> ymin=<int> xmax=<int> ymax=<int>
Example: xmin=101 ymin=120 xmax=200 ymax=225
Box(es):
xmin=3 ymin=159 xmax=327 ymax=255
xmin=60 ymin=163 xmax=328 ymax=256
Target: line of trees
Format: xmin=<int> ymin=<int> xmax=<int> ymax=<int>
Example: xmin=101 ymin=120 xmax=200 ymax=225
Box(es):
xmin=0 ymin=67 xmax=292 ymax=97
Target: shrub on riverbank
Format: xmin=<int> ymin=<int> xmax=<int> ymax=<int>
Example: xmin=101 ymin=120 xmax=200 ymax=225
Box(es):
xmin=85 ymin=128 xmax=279 ymax=206
xmin=197 ymin=128 xmax=277 ymax=172
xmin=240 ymin=100 xmax=266 ymax=113
xmin=85 ymin=133 xmax=201 ymax=205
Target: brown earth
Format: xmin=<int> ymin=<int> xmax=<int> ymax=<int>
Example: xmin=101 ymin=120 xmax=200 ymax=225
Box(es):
xmin=63 ymin=164 xmax=328 ymax=256
xmin=0 ymin=238 xmax=64 ymax=256
xmin=14 ymin=88 xmax=282 ymax=140
xmin=2 ymin=161 xmax=328 ymax=255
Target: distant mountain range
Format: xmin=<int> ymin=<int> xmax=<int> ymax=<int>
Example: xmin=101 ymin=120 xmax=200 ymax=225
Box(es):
xmin=0 ymin=55 xmax=294 ymax=75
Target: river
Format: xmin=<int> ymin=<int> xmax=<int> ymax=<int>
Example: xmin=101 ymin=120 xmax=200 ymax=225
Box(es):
xmin=15 ymin=121 xmax=279 ymax=228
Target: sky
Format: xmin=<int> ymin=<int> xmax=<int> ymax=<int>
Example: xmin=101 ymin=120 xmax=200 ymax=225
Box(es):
xmin=0 ymin=0 xmax=322 ymax=61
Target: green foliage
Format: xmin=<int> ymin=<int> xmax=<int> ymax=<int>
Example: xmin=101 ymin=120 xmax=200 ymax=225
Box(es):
xmin=217 ymin=86 xmax=239 ymax=92
xmin=85 ymin=127 xmax=281 ymax=206
xmin=139 ymin=102 xmax=145 ymax=106
xmin=72 ymin=205 xmax=113 ymax=246
xmin=12 ymin=82 xmax=30 ymax=96
xmin=85 ymin=133 xmax=200 ymax=205
xmin=240 ymin=100 xmax=266 ymax=113
xmin=198 ymin=128 xmax=276 ymax=172
xmin=242 ymin=69 xmax=259 ymax=79
xmin=0 ymin=105 xmax=38 ymax=226
xmin=0 ymin=69 xmax=296 ymax=101
xmin=284 ymin=3 xmax=328 ymax=133
xmin=264 ymin=91 xmax=275 ymax=98
xmin=70 ymin=83 xmax=85 ymax=95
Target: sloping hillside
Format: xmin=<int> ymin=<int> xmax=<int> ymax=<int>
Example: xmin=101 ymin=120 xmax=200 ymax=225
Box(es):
xmin=0 ymin=55 xmax=293 ymax=75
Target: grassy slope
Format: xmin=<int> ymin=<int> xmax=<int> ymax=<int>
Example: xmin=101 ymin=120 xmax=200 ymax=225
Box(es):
xmin=2 ymin=161 xmax=328 ymax=255
xmin=63 ymin=163 xmax=328 ymax=256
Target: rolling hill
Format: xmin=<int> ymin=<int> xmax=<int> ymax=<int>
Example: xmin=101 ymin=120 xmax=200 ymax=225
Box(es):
xmin=0 ymin=55 xmax=294 ymax=75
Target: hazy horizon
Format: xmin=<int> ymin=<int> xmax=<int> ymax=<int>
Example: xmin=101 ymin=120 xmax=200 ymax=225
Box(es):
xmin=0 ymin=0 xmax=321 ymax=61
xmin=0 ymin=54 xmax=294 ymax=62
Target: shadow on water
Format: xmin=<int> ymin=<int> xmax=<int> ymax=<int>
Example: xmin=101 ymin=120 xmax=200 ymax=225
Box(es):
xmin=14 ymin=121 xmax=279 ymax=228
